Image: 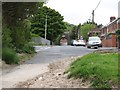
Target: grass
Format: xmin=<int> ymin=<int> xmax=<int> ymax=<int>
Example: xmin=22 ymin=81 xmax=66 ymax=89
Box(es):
xmin=66 ymin=52 xmax=119 ymax=88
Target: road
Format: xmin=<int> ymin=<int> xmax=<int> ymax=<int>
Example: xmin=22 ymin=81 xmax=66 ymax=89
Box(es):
xmin=2 ymin=46 xmax=96 ymax=88
xmin=24 ymin=46 xmax=96 ymax=64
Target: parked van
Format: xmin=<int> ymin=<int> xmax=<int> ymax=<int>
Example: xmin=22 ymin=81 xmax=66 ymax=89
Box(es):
xmin=87 ymin=36 xmax=102 ymax=48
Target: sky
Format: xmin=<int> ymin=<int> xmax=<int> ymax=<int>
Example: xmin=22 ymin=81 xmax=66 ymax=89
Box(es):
xmin=46 ymin=0 xmax=120 ymax=25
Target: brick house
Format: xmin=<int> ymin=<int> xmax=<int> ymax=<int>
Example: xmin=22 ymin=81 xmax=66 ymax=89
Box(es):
xmin=100 ymin=17 xmax=120 ymax=47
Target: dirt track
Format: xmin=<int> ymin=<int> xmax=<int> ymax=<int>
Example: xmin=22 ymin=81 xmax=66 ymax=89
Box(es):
xmin=15 ymin=56 xmax=91 ymax=88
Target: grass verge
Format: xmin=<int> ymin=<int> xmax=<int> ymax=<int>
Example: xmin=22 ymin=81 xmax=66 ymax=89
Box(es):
xmin=66 ymin=52 xmax=119 ymax=88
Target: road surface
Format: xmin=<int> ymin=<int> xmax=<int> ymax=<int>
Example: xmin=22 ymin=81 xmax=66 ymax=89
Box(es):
xmin=24 ymin=46 xmax=96 ymax=64
xmin=2 ymin=46 xmax=96 ymax=88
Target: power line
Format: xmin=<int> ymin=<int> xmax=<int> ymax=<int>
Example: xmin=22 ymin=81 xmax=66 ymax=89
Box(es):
xmin=94 ymin=0 xmax=102 ymax=11
xmin=88 ymin=0 xmax=102 ymax=23
xmin=92 ymin=0 xmax=102 ymax=23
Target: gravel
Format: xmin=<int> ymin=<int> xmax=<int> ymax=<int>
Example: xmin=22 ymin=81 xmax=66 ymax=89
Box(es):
xmin=15 ymin=56 xmax=91 ymax=88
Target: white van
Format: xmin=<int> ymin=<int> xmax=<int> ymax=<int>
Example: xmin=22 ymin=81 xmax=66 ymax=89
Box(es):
xmin=87 ymin=36 xmax=102 ymax=48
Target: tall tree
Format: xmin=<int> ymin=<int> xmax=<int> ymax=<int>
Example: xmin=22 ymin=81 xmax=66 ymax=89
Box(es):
xmin=31 ymin=6 xmax=66 ymax=42
xmin=2 ymin=2 xmax=44 ymax=49
xmin=2 ymin=2 xmax=43 ymax=27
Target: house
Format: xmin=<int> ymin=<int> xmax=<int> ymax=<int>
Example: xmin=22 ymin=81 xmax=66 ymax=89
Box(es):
xmin=88 ymin=27 xmax=102 ymax=37
xmin=88 ymin=16 xmax=120 ymax=48
xmin=100 ymin=17 xmax=120 ymax=47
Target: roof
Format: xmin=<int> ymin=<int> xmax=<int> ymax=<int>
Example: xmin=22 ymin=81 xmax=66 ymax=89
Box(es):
xmin=102 ymin=17 xmax=120 ymax=29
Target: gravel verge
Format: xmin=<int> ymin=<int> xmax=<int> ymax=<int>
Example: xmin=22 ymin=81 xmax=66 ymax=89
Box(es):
xmin=15 ymin=56 xmax=91 ymax=88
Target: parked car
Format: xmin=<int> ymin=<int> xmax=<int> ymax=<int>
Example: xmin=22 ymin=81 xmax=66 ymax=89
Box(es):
xmin=72 ymin=39 xmax=86 ymax=46
xmin=87 ymin=36 xmax=102 ymax=48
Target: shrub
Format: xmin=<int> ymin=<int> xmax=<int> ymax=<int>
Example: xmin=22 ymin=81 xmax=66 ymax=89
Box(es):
xmin=22 ymin=43 xmax=35 ymax=54
xmin=28 ymin=42 xmax=38 ymax=46
xmin=2 ymin=27 xmax=13 ymax=48
xmin=2 ymin=47 xmax=19 ymax=64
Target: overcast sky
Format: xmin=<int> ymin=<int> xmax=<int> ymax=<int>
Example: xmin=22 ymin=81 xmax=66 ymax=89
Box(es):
xmin=46 ymin=0 xmax=120 ymax=25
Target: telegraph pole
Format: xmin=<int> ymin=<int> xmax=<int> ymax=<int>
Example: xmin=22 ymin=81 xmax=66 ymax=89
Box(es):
xmin=92 ymin=10 xmax=94 ymax=23
xmin=77 ymin=23 xmax=81 ymax=39
xmin=45 ymin=15 xmax=47 ymax=39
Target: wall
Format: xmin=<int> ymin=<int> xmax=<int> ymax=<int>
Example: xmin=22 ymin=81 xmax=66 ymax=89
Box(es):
xmin=32 ymin=37 xmax=50 ymax=45
xmin=102 ymin=34 xmax=117 ymax=47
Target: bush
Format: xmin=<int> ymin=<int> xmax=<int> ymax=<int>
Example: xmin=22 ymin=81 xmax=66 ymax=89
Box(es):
xmin=22 ymin=43 xmax=35 ymax=54
xmin=2 ymin=47 xmax=19 ymax=64
xmin=2 ymin=27 xmax=13 ymax=48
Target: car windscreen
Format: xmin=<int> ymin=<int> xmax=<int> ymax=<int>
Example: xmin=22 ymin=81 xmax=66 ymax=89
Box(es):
xmin=89 ymin=38 xmax=100 ymax=41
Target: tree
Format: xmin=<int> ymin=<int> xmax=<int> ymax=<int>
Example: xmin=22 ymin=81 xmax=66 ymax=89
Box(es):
xmin=64 ymin=22 xmax=75 ymax=31
xmin=81 ymin=22 xmax=97 ymax=40
xmin=2 ymin=2 xmax=44 ymax=49
xmin=30 ymin=6 xmax=66 ymax=43
xmin=2 ymin=2 xmax=43 ymax=27
xmin=69 ymin=26 xmax=78 ymax=40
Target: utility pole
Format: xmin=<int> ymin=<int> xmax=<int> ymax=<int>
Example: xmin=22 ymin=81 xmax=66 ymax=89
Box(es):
xmin=45 ymin=15 xmax=47 ymax=39
xmin=92 ymin=0 xmax=101 ymax=23
xmin=92 ymin=10 xmax=94 ymax=23
xmin=76 ymin=23 xmax=81 ymax=39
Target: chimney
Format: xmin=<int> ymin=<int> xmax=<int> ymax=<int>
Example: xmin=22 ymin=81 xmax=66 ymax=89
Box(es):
xmin=110 ymin=16 xmax=116 ymax=22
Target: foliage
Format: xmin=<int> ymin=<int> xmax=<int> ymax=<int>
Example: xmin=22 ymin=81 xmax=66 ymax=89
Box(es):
xmin=22 ymin=43 xmax=35 ymax=54
xmin=31 ymin=32 xmax=40 ymax=37
xmin=30 ymin=6 xmax=66 ymax=43
xmin=2 ymin=2 xmax=43 ymax=27
xmin=64 ymin=22 xmax=75 ymax=31
xmin=2 ymin=2 xmax=44 ymax=51
xmin=66 ymin=52 xmax=118 ymax=88
xmin=81 ymin=22 xmax=96 ymax=40
xmin=116 ymin=29 xmax=120 ymax=38
xmin=2 ymin=26 xmax=13 ymax=48
xmin=69 ymin=26 xmax=78 ymax=40
xmin=8 ymin=19 xmax=36 ymax=51
xmin=2 ymin=47 xmax=20 ymax=64
xmin=2 ymin=2 xmax=47 ymax=64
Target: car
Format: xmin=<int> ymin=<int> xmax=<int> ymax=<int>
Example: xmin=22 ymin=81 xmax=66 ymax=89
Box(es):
xmin=72 ymin=39 xmax=86 ymax=46
xmin=87 ymin=36 xmax=102 ymax=49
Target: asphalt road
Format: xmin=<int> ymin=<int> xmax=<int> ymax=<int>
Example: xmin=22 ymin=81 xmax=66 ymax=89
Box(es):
xmin=2 ymin=46 xmax=97 ymax=88
xmin=24 ymin=46 xmax=96 ymax=64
